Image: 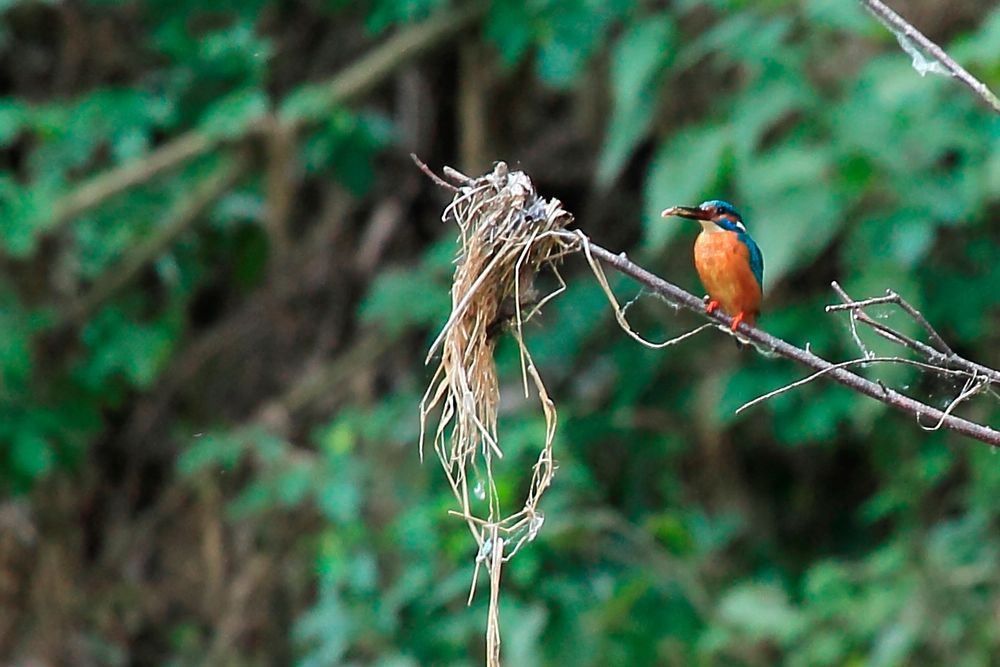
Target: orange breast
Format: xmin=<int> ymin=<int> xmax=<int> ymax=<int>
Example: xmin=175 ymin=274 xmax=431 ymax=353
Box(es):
xmin=693 ymin=231 xmax=762 ymax=324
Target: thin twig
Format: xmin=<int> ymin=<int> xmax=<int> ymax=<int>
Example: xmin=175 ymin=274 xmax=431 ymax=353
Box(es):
xmin=486 ymin=533 xmax=503 ymax=667
xmin=830 ymin=282 xmax=943 ymax=357
xmin=826 ymin=284 xmax=953 ymax=355
xmin=443 ymin=165 xmax=474 ymax=185
xmin=828 ymin=281 xmax=1000 ymax=385
xmin=735 ymin=356 xmax=971 ymax=415
xmin=411 ymin=153 xmax=458 ymax=192
xmin=578 ymin=230 xmax=714 ymax=349
xmin=859 ymin=0 xmax=1000 ymax=114
xmin=847 ymin=306 xmax=875 ymax=359
xmin=826 ymin=294 xmax=898 ymax=312
xmin=884 ymin=289 xmax=955 ymax=355
xmin=919 ymin=371 xmax=989 ymax=432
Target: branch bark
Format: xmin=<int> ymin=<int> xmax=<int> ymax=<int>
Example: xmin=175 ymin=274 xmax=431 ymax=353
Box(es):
xmin=859 ymin=0 xmax=1000 ymax=114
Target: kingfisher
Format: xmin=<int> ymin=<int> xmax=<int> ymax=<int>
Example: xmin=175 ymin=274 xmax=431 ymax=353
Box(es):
xmin=660 ymin=200 xmax=763 ymax=335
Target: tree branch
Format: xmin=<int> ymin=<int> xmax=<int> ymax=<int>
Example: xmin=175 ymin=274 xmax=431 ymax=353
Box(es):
xmin=575 ymin=236 xmax=1000 ymax=448
xmin=735 ymin=356 xmax=970 ymax=416
xmin=46 ymin=4 xmax=485 ymax=233
xmin=827 ymin=281 xmax=1000 ymax=386
xmin=859 ymin=0 xmax=1000 ymax=114
xmin=57 ymin=156 xmax=247 ymax=327
xmin=50 ymin=131 xmax=217 ymax=229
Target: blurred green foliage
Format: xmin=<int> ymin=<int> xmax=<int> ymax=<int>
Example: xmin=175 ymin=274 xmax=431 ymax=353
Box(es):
xmin=3 ymin=0 xmax=1000 ymax=664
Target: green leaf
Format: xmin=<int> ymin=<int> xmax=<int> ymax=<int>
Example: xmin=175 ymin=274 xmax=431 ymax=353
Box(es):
xmin=196 ymin=23 xmax=272 ymax=82
xmin=716 ymin=582 xmax=805 ymax=643
xmin=804 ymin=0 xmax=875 ymax=34
xmin=360 ymin=266 xmax=451 ymax=336
xmin=316 ymin=475 xmax=362 ymax=523
xmin=738 ymin=147 xmax=846 ymax=286
xmin=643 ymin=125 xmax=729 ymax=252
xmin=728 ymin=77 xmax=809 ymax=155
xmin=10 ymin=431 xmax=54 ymax=480
xmin=534 ymin=1 xmax=622 ymax=88
xmin=0 ymin=98 xmax=25 ymax=147
xmin=366 ymin=0 xmax=447 ymax=32
xmin=486 ymin=0 xmax=535 ymax=67
xmin=951 ymin=6 xmax=1000 ymax=66
xmin=176 ymin=431 xmax=248 ymax=475
xmin=301 ymin=111 xmax=393 ymax=194
xmin=30 ymin=88 xmax=170 ymax=175
xmin=0 ymin=177 xmax=55 ymax=257
xmin=597 ymin=16 xmax=674 ymax=186
xmin=76 ymin=308 xmax=177 ymax=389
xmin=276 ymin=461 xmax=315 ymax=506
xmin=0 ymin=295 xmax=42 ymax=395
xmin=198 ymin=88 xmax=268 ymax=139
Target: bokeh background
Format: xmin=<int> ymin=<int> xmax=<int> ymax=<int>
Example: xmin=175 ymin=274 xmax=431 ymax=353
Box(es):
xmin=3 ymin=0 xmax=1000 ymax=664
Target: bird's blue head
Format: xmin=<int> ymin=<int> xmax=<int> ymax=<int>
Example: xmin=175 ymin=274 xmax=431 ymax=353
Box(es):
xmin=661 ymin=199 xmax=747 ymax=233
xmin=661 ymin=198 xmax=763 ymax=289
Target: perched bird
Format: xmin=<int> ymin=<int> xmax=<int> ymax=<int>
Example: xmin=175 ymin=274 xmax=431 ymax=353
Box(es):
xmin=660 ymin=200 xmax=763 ymax=336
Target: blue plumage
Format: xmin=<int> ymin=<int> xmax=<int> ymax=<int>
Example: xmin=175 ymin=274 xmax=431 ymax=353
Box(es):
xmin=741 ymin=232 xmax=764 ymax=289
xmin=701 ymin=199 xmax=743 ymax=220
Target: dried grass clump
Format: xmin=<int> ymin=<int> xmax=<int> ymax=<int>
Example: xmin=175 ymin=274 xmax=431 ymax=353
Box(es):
xmin=418 ymin=160 xmax=575 ymax=664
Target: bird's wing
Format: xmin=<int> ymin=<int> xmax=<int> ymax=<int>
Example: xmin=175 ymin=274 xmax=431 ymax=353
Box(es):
xmin=742 ymin=234 xmax=764 ymax=291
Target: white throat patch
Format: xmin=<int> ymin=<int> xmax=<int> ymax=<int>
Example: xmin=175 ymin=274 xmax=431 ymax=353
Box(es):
xmin=700 ymin=219 xmax=746 ymax=233
xmin=699 ymin=220 xmax=724 ymax=233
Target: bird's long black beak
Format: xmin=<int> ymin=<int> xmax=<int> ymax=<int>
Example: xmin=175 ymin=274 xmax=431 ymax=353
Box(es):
xmin=661 ymin=205 xmax=711 ymax=221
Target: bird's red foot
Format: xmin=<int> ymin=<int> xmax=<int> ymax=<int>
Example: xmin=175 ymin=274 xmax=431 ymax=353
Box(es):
xmin=730 ymin=311 xmax=746 ymax=332
xmin=705 ymin=299 xmax=720 ymax=314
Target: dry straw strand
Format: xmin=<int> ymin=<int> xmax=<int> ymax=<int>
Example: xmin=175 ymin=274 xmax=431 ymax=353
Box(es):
xmin=418 ymin=161 xmax=575 ymax=666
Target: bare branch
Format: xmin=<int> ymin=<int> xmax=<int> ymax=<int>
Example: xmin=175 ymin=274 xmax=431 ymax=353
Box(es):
xmin=827 ymin=281 xmax=1000 ymax=386
xmin=884 ymin=288 xmax=955 ymax=355
xmin=827 ymin=284 xmax=953 ymax=355
xmin=578 ymin=230 xmax=714 ymax=349
xmin=56 ymin=156 xmax=247 ymax=328
xmin=50 ymin=131 xmax=217 ymax=230
xmin=825 ymin=294 xmax=898 ymax=312
xmin=416 ymin=159 xmax=1000 ymax=667
xmin=859 ymin=0 xmax=1000 ymax=114
xmin=263 ymin=116 xmax=299 ymax=263
xmin=573 ymin=236 xmax=1000 ymax=448
xmin=735 ymin=356 xmax=971 ymax=416
xmin=829 ymin=281 xmax=946 ymax=357
xmin=411 ymin=153 xmax=458 ymax=192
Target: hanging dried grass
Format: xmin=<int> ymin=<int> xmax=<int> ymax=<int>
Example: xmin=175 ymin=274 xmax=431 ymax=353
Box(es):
xmin=418 ymin=160 xmax=575 ymax=666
